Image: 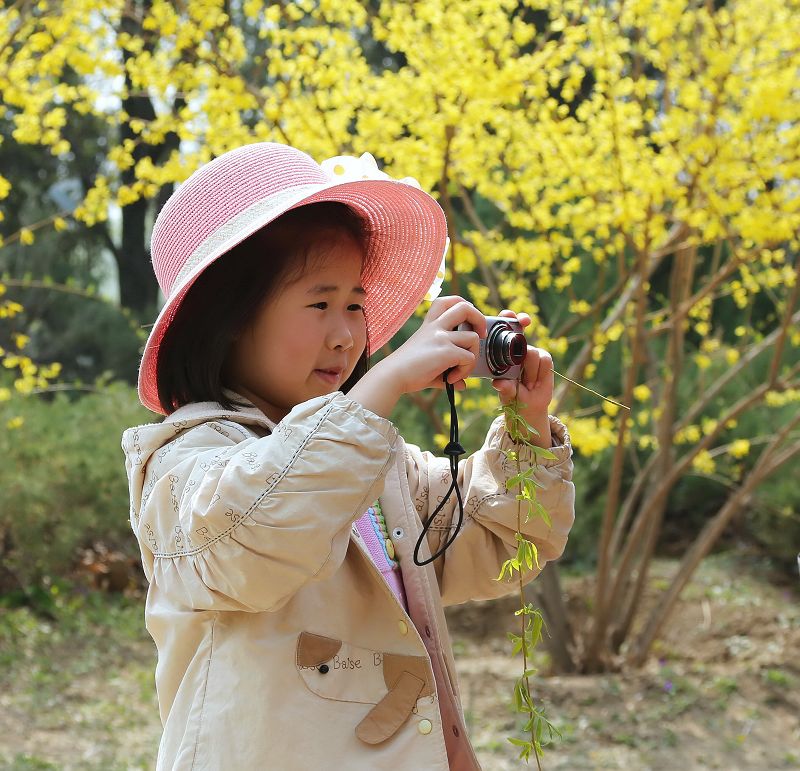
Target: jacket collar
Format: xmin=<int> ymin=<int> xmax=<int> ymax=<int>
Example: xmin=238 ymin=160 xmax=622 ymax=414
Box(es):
xmin=164 ymin=388 xmax=278 ymax=433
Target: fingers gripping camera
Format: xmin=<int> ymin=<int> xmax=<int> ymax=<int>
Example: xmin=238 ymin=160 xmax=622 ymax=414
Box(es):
xmin=458 ymin=316 xmax=527 ymax=379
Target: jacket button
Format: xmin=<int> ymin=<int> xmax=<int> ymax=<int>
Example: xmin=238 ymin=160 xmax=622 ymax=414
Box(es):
xmin=398 ymin=620 xmax=408 ymax=635
xmin=418 ymin=719 xmax=432 ymax=735
xmin=318 ymin=664 xmax=329 ymax=674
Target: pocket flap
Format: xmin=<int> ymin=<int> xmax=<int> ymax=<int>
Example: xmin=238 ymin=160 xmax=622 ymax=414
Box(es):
xmin=382 ymin=653 xmax=434 ymax=698
xmin=355 ymin=670 xmax=425 ymax=745
xmin=296 ymin=631 xmax=342 ymax=667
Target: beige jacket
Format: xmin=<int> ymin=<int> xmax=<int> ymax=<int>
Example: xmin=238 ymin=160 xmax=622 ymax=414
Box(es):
xmin=121 ymin=391 xmax=574 ymax=770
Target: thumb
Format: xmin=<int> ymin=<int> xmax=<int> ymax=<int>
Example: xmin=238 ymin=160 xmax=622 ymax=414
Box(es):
xmin=492 ymin=378 xmax=519 ymax=403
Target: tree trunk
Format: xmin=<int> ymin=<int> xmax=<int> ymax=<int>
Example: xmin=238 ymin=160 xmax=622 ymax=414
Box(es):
xmin=118 ymin=197 xmax=155 ymax=316
xmin=113 ymin=0 xmax=183 ymax=319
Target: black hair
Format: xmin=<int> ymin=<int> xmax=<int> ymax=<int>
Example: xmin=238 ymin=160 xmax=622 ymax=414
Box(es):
xmin=155 ymin=201 xmax=369 ymax=414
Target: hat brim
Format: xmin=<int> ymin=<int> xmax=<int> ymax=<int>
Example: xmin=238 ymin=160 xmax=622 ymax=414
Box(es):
xmin=138 ymin=178 xmax=448 ymax=414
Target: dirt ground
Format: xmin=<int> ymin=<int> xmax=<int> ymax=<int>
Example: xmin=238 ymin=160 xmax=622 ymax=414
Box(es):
xmin=446 ymin=554 xmax=800 ymax=770
xmin=1 ymin=553 xmax=798 ymax=770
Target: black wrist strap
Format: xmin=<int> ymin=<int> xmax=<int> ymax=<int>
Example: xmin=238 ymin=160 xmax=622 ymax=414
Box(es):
xmin=413 ymin=373 xmax=466 ymax=567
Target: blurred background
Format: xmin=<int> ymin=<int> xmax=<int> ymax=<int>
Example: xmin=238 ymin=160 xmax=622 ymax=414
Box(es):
xmin=1 ymin=0 xmax=798 ymax=768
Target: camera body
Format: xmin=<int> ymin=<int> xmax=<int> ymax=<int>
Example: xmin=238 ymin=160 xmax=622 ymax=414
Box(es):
xmin=458 ymin=316 xmax=527 ymax=379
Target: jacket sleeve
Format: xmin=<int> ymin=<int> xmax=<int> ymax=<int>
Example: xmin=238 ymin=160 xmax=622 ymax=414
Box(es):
xmin=134 ymin=393 xmax=397 ymax=612
xmin=404 ymin=414 xmax=575 ymax=607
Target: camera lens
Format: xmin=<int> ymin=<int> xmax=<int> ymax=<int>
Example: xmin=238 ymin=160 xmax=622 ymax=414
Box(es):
xmin=507 ymin=333 xmax=526 ymax=363
xmin=486 ymin=322 xmax=526 ymax=375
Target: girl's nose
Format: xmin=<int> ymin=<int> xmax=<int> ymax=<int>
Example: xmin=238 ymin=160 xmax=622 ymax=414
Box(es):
xmin=328 ymin=318 xmax=354 ymax=350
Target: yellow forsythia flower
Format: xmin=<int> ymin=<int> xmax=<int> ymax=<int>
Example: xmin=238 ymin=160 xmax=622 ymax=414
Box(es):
xmin=729 ymin=439 xmax=750 ymax=458
xmin=675 ymin=425 xmax=701 ymax=444
xmin=695 ymin=354 xmax=712 ymax=370
xmin=40 ymin=362 xmax=62 ymax=379
xmin=692 ymin=450 xmax=716 ymax=475
xmin=602 ymin=401 xmax=620 ymax=417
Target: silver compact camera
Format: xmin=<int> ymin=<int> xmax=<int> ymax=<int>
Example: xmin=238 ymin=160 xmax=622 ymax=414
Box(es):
xmin=458 ymin=316 xmax=527 ymax=379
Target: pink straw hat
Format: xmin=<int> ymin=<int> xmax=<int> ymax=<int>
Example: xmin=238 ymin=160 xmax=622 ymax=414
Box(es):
xmin=138 ymin=142 xmax=448 ymax=414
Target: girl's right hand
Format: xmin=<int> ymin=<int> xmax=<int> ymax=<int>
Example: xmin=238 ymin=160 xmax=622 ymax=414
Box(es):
xmin=383 ymin=296 xmax=488 ymax=394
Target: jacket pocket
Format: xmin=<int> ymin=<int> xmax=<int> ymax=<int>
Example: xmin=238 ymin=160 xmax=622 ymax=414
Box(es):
xmin=296 ymin=631 xmax=387 ymax=705
xmin=296 ymin=631 xmax=435 ymax=745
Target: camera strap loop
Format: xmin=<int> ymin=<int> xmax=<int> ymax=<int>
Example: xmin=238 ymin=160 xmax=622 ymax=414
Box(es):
xmin=413 ymin=374 xmax=466 ymax=567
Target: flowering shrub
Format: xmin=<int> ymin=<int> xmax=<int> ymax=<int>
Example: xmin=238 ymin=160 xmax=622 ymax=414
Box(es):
xmin=1 ymin=0 xmax=798 ymax=719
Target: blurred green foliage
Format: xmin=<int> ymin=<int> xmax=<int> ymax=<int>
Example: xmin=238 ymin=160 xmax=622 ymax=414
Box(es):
xmin=7 ymin=286 xmax=145 ymax=386
xmin=0 ymin=381 xmax=152 ymax=594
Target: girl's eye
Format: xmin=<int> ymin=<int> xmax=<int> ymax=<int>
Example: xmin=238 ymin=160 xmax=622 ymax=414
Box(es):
xmin=308 ymin=302 xmax=364 ymax=311
xmin=308 ymin=301 xmax=363 ymax=311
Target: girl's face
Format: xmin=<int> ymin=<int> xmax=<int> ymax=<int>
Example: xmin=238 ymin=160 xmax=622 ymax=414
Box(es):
xmin=225 ymin=232 xmax=368 ymax=422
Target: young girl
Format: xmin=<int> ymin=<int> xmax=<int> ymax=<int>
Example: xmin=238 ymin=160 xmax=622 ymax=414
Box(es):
xmin=122 ymin=142 xmax=575 ymax=771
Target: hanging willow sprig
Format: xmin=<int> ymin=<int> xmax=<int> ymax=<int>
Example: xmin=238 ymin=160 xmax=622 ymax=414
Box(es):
xmin=497 ymin=385 xmax=562 ymax=766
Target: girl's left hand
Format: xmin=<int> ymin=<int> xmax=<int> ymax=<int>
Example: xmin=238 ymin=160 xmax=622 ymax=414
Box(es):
xmin=491 ymin=310 xmax=554 ymax=446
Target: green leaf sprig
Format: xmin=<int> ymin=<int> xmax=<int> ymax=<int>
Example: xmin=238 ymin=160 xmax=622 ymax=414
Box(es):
xmin=496 ymin=386 xmax=562 ymax=767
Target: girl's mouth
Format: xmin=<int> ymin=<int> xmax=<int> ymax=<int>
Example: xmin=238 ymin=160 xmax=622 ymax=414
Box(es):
xmin=314 ymin=368 xmax=343 ymax=385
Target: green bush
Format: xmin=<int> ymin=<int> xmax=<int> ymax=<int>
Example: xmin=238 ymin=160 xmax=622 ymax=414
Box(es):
xmin=0 ymin=382 xmax=153 ymax=593
xmin=9 ymin=287 xmax=146 ymax=387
